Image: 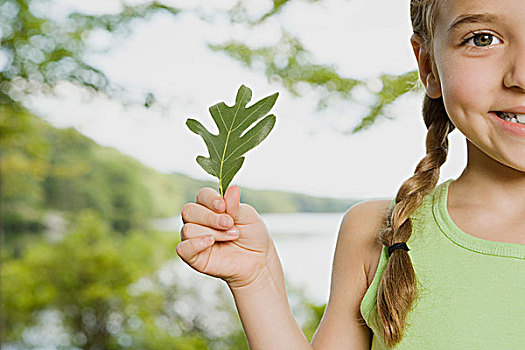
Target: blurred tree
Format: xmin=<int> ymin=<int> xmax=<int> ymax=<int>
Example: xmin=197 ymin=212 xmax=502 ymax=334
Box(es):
xmin=0 ymin=1 xmax=180 ymax=339
xmin=0 ymin=0 xmax=419 ymax=137
xmin=212 ymin=0 xmax=422 ymax=132
xmin=210 ymin=34 xmax=420 ymax=132
xmin=41 ymin=125 xmax=155 ymax=232
xmin=0 ymin=106 xmax=49 ymax=233
xmin=2 ymin=211 xmax=208 ymax=349
xmin=0 ymin=0 xmax=179 ymax=108
xmin=1 ymin=112 xmax=172 ymax=238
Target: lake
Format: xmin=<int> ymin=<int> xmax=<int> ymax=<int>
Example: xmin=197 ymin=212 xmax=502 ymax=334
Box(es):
xmin=155 ymin=212 xmax=346 ymax=304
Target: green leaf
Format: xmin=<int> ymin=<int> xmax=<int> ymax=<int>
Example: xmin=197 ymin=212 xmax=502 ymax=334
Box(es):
xmin=186 ymin=85 xmax=278 ymax=197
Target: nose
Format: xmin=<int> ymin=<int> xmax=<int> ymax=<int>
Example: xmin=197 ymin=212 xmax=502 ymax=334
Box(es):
xmin=503 ymin=44 xmax=525 ymax=92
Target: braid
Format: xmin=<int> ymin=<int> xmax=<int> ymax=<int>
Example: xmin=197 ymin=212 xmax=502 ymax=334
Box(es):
xmin=374 ymin=95 xmax=455 ymax=348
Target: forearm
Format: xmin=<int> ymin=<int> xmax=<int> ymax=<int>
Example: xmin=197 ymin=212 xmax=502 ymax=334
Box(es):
xmin=228 ymin=246 xmax=312 ymax=350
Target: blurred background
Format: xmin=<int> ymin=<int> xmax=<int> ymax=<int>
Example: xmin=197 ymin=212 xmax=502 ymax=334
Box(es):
xmin=1 ymin=0 xmax=468 ymax=349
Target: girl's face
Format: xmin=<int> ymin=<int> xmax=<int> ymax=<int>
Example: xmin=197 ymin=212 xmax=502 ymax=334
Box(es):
xmin=423 ymin=0 xmax=525 ymax=173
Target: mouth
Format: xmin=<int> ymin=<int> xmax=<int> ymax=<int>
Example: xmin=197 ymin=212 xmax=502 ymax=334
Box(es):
xmin=493 ymin=111 xmax=525 ymax=125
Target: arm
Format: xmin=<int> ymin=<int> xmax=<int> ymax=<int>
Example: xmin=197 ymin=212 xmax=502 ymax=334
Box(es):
xmin=229 ymin=243 xmax=311 ymax=349
xmin=177 ymin=186 xmax=311 ymax=349
xmin=228 ymin=199 xmax=390 ymax=350
xmin=311 ymin=199 xmax=389 ymax=349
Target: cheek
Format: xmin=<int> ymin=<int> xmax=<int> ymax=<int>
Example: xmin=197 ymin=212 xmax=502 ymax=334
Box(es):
xmin=438 ymin=56 xmax=497 ymax=126
xmin=442 ymin=62 xmax=488 ymax=112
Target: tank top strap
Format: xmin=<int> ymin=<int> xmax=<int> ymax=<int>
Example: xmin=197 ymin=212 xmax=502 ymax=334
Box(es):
xmin=433 ymin=179 xmax=525 ymax=258
xmin=359 ymin=181 xmax=440 ymax=336
xmin=360 ymin=179 xmax=525 ymax=349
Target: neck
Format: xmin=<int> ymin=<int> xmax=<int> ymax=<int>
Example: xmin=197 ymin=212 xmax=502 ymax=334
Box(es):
xmin=452 ymin=140 xmax=525 ymax=209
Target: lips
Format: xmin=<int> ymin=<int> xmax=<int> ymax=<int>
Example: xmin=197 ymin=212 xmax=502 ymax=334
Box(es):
xmin=489 ymin=111 xmax=525 ymax=137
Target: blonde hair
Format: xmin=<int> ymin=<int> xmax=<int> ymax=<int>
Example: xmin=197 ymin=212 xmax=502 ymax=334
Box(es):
xmin=373 ymin=0 xmax=456 ymax=347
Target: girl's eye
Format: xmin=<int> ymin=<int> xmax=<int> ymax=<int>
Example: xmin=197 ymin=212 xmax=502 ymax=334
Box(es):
xmin=462 ymin=32 xmax=502 ymax=48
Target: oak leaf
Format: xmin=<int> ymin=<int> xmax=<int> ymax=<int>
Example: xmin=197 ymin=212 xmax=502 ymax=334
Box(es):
xmin=186 ymin=85 xmax=278 ymax=196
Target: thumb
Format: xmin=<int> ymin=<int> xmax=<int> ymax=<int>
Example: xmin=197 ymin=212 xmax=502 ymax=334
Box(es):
xmin=224 ymin=185 xmax=241 ymax=221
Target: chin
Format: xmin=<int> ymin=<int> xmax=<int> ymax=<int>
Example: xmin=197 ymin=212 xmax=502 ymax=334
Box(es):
xmin=498 ymin=156 xmax=525 ymax=174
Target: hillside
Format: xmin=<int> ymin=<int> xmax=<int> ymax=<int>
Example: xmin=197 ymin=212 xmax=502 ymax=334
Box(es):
xmin=2 ymin=113 xmax=359 ymax=236
xmin=172 ymin=172 xmax=359 ymax=213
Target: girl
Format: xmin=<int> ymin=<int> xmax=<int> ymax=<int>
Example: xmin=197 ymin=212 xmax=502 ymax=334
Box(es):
xmin=176 ymin=0 xmax=525 ymax=348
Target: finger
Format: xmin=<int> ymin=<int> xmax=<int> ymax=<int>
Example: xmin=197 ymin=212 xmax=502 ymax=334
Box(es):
xmin=181 ymin=202 xmax=234 ymax=229
xmin=224 ymin=186 xmax=260 ymax=224
xmin=176 ymin=235 xmax=215 ymax=265
xmin=196 ymin=187 xmax=225 ymax=213
xmin=224 ymin=185 xmax=240 ymax=220
xmin=181 ymin=223 xmax=240 ymax=241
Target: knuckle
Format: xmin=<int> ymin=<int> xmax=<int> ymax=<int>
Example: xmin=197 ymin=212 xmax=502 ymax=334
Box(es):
xmin=180 ymin=224 xmax=189 ymax=240
xmin=181 ymin=203 xmax=194 ymax=221
xmin=207 ymin=211 xmax=218 ymax=227
xmin=195 ymin=188 xmax=207 ymax=202
xmin=243 ymin=203 xmax=254 ymax=211
xmin=242 ymin=203 xmax=257 ymax=214
xmin=187 ymin=243 xmax=199 ymax=265
xmin=175 ymin=242 xmax=184 ymax=258
xmin=204 ymin=186 xmax=217 ymax=193
xmin=196 ymin=187 xmax=216 ymax=202
xmin=181 ymin=223 xmax=198 ymax=240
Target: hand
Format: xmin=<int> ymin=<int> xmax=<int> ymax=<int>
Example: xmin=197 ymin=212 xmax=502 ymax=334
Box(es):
xmin=176 ymin=185 xmax=275 ymax=288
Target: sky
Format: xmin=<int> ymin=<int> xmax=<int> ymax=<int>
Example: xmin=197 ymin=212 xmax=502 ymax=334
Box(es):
xmin=27 ymin=0 xmax=468 ymax=199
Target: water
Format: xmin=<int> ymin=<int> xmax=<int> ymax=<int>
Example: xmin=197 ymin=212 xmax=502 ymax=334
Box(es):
xmin=156 ymin=212 xmax=346 ymax=304
xmin=261 ymin=212 xmax=345 ymax=304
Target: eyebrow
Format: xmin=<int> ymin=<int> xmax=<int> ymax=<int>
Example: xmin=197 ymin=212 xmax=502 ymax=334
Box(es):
xmin=447 ymin=13 xmax=499 ymax=33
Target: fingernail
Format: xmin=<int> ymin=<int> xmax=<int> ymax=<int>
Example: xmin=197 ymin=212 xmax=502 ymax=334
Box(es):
xmin=227 ymin=228 xmax=239 ymax=236
xmin=213 ymin=199 xmax=221 ymax=211
xmin=220 ymin=215 xmax=232 ymax=227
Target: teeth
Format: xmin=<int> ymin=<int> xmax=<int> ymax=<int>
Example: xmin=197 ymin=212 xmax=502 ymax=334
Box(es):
xmin=496 ymin=112 xmax=525 ymax=124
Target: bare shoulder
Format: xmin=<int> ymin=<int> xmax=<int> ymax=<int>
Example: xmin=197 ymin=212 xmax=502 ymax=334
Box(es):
xmin=342 ymin=199 xmax=392 ymax=234
xmin=340 ymin=199 xmax=392 ymax=285
xmin=310 ymin=199 xmax=391 ymax=349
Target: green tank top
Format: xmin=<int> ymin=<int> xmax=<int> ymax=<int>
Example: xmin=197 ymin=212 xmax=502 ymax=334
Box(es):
xmin=360 ymin=179 xmax=525 ymax=349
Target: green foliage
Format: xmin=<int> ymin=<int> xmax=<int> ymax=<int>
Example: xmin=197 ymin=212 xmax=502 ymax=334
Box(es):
xmin=302 ymin=303 xmax=326 ymax=342
xmin=0 ymin=0 xmax=420 ymax=144
xmin=1 ymin=110 xmax=184 ymax=237
xmin=0 ymin=0 xmax=180 ymax=108
xmin=351 ymin=71 xmax=421 ymax=133
xmin=0 ymin=105 xmax=50 ymax=232
xmin=2 ymin=210 xmax=202 ymax=349
xmin=211 ymin=33 xmax=420 ymax=131
xmin=209 ymin=33 xmax=361 ymax=106
xmin=240 ymin=188 xmax=359 ymax=213
xmin=229 ymin=0 xmax=322 ymax=24
xmin=187 ymin=85 xmax=278 ymax=196
xmin=169 ymin=172 xmax=358 ymax=214
xmin=42 ymin=132 xmax=155 ymax=232
xmin=210 ymin=2 xmax=421 ymax=131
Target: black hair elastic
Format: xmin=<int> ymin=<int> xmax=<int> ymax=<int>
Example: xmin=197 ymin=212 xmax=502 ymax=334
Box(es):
xmin=388 ymin=242 xmax=410 ymax=257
